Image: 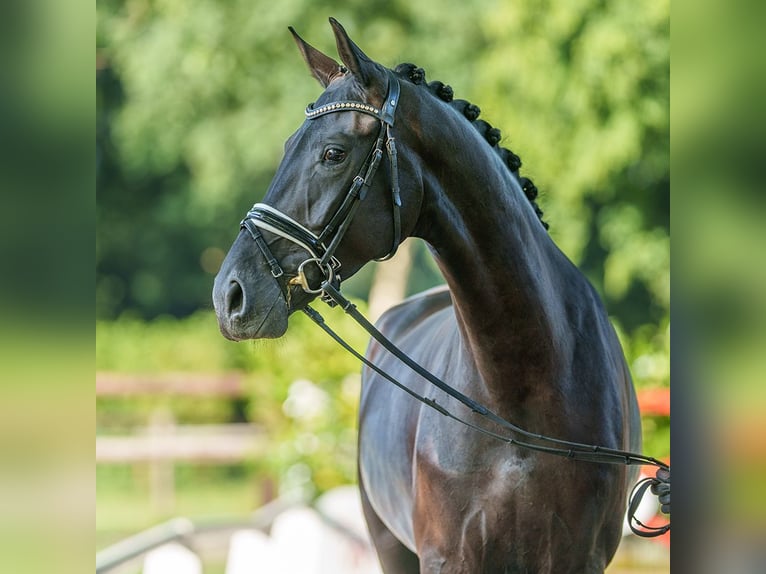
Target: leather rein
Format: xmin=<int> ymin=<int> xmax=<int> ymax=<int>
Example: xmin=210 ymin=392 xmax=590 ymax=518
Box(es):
xmin=238 ymin=70 xmax=670 ymax=538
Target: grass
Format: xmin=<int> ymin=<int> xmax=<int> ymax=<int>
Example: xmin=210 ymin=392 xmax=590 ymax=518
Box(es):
xmin=97 ymin=464 xmax=263 ymax=551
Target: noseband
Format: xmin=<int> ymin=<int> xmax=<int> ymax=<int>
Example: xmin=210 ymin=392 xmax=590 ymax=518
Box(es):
xmin=240 ymin=70 xmax=402 ymax=298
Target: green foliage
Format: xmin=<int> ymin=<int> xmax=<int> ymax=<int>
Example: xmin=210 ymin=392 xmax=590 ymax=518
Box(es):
xmin=97 ymin=306 xmax=370 ymax=497
xmin=97 ymin=1 xmax=668 ymax=332
xmin=97 ymin=462 xmax=263 ymax=550
xmin=97 ymin=306 xmax=369 ymax=379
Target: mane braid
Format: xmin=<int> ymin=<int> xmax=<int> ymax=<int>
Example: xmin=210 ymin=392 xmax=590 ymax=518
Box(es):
xmin=393 ymin=63 xmax=549 ymax=230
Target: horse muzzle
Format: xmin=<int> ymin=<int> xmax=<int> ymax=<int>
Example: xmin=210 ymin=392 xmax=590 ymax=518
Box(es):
xmin=212 ymin=251 xmax=290 ymax=341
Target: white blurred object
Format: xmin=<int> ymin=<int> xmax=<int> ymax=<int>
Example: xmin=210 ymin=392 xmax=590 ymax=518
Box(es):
xmin=271 ymin=507 xmax=327 ymax=573
xmin=316 ymin=486 xmax=383 ymax=574
xmin=222 ymin=487 xmax=383 ymax=573
xmin=622 ymin=472 xmax=660 ymax=536
xmin=225 ymin=529 xmax=277 ymax=574
xmin=315 ymin=485 xmax=369 ymax=539
xmin=282 ymin=380 xmax=329 ymax=421
xmin=143 ymin=542 xmax=202 ymax=574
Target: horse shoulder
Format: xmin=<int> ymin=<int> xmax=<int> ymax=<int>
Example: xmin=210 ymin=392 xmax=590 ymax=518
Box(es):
xmin=368 ymin=284 xmax=453 ymax=357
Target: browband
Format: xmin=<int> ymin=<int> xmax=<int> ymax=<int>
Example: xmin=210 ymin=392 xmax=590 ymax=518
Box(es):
xmin=305 ymin=70 xmax=401 ymax=127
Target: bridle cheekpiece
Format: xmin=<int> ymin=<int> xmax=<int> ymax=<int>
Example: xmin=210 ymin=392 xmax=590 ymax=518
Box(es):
xmin=240 ymin=70 xmax=402 ymax=302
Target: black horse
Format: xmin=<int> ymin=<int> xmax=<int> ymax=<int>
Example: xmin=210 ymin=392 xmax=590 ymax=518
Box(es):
xmin=214 ymin=19 xmax=644 ymax=573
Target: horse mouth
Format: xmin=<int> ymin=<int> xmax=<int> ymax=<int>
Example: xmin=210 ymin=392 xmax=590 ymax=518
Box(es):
xmin=216 ymin=289 xmax=289 ymax=341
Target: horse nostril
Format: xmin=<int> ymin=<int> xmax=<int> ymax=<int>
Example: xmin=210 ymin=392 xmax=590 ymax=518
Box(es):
xmin=227 ymin=280 xmax=245 ymax=316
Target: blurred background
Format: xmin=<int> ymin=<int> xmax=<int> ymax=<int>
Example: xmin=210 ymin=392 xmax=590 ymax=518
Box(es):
xmin=96 ymin=0 xmax=670 ymax=571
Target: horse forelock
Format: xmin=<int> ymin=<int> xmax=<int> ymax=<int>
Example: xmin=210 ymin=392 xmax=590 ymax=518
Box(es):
xmin=393 ymin=62 xmax=549 ymax=231
xmin=313 ymin=72 xmax=369 ymax=106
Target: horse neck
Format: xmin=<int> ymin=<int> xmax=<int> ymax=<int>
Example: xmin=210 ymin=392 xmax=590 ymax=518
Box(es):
xmin=412 ymin=112 xmax=578 ymax=405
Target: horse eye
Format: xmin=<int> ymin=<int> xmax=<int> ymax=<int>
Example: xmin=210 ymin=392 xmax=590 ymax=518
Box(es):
xmin=323 ymin=148 xmax=347 ymax=163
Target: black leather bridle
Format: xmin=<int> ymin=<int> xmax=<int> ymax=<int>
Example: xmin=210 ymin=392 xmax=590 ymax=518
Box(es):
xmin=237 ymin=69 xmax=670 ymax=538
xmin=240 ymin=70 xmax=402 ymax=298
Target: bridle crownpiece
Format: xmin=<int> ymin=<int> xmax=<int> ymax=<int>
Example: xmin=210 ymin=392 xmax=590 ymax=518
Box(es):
xmin=305 ymin=71 xmax=400 ymax=127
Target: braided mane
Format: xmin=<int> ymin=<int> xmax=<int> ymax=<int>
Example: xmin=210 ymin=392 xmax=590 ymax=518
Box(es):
xmin=393 ymin=63 xmax=548 ymax=230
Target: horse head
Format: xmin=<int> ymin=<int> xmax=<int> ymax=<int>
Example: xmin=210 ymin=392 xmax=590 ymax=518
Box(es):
xmin=213 ymin=19 xmax=422 ymax=340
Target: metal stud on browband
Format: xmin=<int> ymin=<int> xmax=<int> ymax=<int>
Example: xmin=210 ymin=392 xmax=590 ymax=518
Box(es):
xmin=305 ymin=69 xmax=399 ymax=128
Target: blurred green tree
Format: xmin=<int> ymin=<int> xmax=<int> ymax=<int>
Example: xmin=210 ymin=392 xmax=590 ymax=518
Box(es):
xmin=97 ymin=3 xmax=669 ymax=528
xmin=97 ymin=0 xmax=668 ymax=386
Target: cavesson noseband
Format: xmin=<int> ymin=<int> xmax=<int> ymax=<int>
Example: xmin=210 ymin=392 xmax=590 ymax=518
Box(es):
xmin=240 ymin=70 xmax=401 ymax=297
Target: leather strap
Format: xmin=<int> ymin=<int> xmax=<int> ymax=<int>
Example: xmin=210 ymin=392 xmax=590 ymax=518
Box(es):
xmin=302 ymin=281 xmax=671 ymax=538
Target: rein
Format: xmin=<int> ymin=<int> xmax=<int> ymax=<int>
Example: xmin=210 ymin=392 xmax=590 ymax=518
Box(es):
xmin=302 ymin=286 xmax=670 ymax=538
xmin=239 ymin=69 xmax=670 ymax=538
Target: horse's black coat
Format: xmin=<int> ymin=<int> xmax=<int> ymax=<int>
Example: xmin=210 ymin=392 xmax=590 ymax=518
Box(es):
xmin=213 ymin=18 xmax=642 ymax=573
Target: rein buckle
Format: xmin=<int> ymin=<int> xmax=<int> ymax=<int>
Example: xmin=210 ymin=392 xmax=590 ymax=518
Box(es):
xmin=290 ymin=257 xmax=340 ymax=294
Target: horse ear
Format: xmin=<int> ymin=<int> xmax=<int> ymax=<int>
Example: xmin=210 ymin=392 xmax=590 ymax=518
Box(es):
xmin=329 ymin=18 xmax=376 ymax=86
xmin=289 ymin=26 xmax=342 ymax=88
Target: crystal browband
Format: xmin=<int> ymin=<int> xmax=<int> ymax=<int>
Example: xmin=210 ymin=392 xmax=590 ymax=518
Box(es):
xmin=305 ymin=101 xmax=382 ymax=120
